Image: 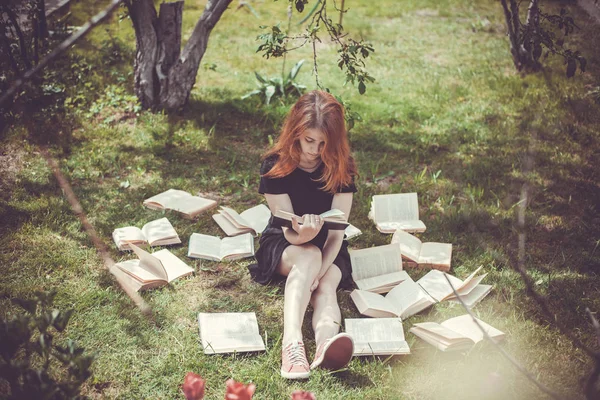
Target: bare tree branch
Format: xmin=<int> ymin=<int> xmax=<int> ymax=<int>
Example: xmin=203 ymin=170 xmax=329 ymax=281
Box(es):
xmin=0 ymin=0 xmax=123 ymax=108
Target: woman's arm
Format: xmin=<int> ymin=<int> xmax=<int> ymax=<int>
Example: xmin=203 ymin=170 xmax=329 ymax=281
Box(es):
xmin=312 ymin=192 xmax=353 ymax=288
xmin=264 ymin=193 xmax=324 ymax=245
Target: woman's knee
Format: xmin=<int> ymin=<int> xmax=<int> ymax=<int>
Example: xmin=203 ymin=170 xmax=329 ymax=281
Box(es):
xmin=280 ymin=244 xmax=322 ymax=277
xmin=315 ymin=265 xmax=342 ymax=295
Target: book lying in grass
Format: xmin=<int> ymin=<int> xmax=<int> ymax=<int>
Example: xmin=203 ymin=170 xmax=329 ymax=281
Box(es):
xmin=349 ymin=243 xmax=408 ymax=293
xmin=212 ymin=205 xmax=271 ymax=237
xmin=187 ymin=233 xmax=254 ymax=261
xmin=409 ymin=314 xmax=505 ymax=352
xmin=391 ymin=229 xmax=452 ymax=271
xmin=369 ymin=192 xmax=426 ymax=233
xmin=417 ymin=266 xmax=487 ymax=302
xmin=198 ymin=312 xmax=266 ymax=354
xmin=350 ymin=274 xmax=436 ymax=319
xmin=143 ymin=189 xmax=218 ymax=219
xmin=271 ymin=209 xmax=349 ymax=231
xmin=115 ymin=243 xmax=194 ymax=291
xmin=447 ymin=284 xmax=493 ymax=308
xmin=345 ymin=318 xmax=410 ymax=356
xmin=344 ymin=223 xmax=362 ymax=240
xmin=112 ymin=217 xmax=181 ymax=251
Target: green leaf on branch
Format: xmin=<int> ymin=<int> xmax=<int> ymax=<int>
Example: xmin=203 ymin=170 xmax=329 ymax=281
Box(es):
xmin=358 ymin=81 xmax=366 ymax=95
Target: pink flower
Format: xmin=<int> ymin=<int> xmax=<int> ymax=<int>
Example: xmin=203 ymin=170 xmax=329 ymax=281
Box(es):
xmin=182 ymin=372 xmax=206 ymax=400
xmin=224 ymin=379 xmax=256 ymax=400
xmin=291 ymin=390 xmax=316 ymax=400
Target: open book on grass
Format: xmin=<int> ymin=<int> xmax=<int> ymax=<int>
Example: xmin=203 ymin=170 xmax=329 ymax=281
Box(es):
xmin=112 ymin=217 xmax=181 ymax=251
xmin=417 ymin=266 xmax=488 ymax=303
xmin=115 ymin=243 xmax=194 ymax=291
xmin=351 ymin=275 xmax=437 ymax=319
xmin=198 ymin=312 xmax=266 ymax=354
xmin=212 ymin=205 xmax=271 ymax=237
xmin=409 ymin=314 xmax=505 ymax=352
xmin=143 ymin=189 xmax=218 ymax=219
xmin=187 ymin=233 xmax=254 ymax=261
xmin=271 ymin=209 xmax=349 ymax=231
xmin=345 ymin=318 xmax=410 ymax=356
xmin=369 ymin=193 xmax=426 ymax=233
xmin=391 ymin=229 xmax=452 ymax=271
xmin=349 ymin=243 xmax=408 ymax=293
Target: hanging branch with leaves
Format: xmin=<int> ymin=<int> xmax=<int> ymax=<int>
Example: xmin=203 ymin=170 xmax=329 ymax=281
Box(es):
xmin=256 ymin=0 xmax=375 ymax=94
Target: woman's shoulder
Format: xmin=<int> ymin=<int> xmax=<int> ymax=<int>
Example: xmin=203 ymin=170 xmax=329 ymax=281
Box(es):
xmin=260 ymin=154 xmax=280 ymax=175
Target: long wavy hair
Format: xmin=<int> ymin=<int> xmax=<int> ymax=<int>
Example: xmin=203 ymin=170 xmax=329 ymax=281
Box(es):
xmin=263 ymin=90 xmax=357 ymax=194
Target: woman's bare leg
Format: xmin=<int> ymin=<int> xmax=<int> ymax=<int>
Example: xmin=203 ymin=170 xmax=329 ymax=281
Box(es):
xmin=310 ymin=265 xmax=342 ymax=347
xmin=277 ymin=243 xmax=322 ymax=345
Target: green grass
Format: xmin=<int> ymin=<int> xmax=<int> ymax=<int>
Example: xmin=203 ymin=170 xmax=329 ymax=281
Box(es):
xmin=1 ymin=0 xmax=600 ymax=398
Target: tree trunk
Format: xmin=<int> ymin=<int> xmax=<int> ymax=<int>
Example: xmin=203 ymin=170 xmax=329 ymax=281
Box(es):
xmin=126 ymin=0 xmax=232 ymax=111
xmin=500 ymin=0 xmax=541 ymax=73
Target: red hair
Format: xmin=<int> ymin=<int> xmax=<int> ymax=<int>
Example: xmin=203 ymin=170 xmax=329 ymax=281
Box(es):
xmin=263 ymin=91 xmax=357 ymax=193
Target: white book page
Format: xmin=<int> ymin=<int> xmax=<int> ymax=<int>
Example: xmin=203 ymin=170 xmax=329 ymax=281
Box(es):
xmin=142 ymin=217 xmax=179 ymax=245
xmin=170 ymin=195 xmax=216 ymax=215
xmin=143 ymin=189 xmax=189 ymax=209
xmin=355 ymin=270 xmax=409 ymax=293
xmin=372 ymin=193 xmax=419 ymax=223
xmin=386 ymin=277 xmax=434 ymax=318
xmin=220 ymin=207 xmax=248 ymax=228
xmin=198 ymin=312 xmax=265 ymax=354
xmin=213 ymin=214 xmax=246 ymax=236
xmin=319 ymin=208 xmax=346 ymax=220
xmin=350 ymin=244 xmax=403 ymax=281
xmin=152 ymin=249 xmax=194 ymax=282
xmin=344 ymin=223 xmax=362 ymax=240
xmin=418 ymin=243 xmax=452 ymax=266
xmin=221 ymin=233 xmax=254 ymax=259
xmin=441 ymin=314 xmax=505 ymax=344
xmin=411 ymin=322 xmax=469 ymax=342
xmin=113 ymin=227 xmax=146 ymax=247
xmin=454 ymin=273 xmax=488 ymax=297
xmin=116 ymin=259 xmax=162 ymax=283
xmin=239 ymin=204 xmax=271 ymax=234
xmin=377 ymin=220 xmax=426 ymax=233
xmin=350 ymin=290 xmax=399 ymax=317
xmin=417 ymin=270 xmax=464 ymax=302
xmin=188 ymin=233 xmax=222 ymax=261
xmin=130 ymin=243 xmax=168 ymax=280
xmin=448 ymin=284 xmax=492 ymax=308
xmin=346 ymin=318 xmax=409 ymax=355
xmin=391 ymin=229 xmax=423 ymax=262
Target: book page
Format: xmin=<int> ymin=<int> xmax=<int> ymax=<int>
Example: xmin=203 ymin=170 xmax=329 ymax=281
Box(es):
xmin=188 ymin=233 xmax=222 ymax=261
xmin=448 ymin=284 xmax=492 ymax=308
xmin=221 ymin=233 xmax=254 ymax=260
xmin=409 ymin=325 xmax=474 ymax=351
xmin=152 ymin=249 xmax=194 ymax=282
xmin=239 ymin=204 xmax=271 ymax=234
xmin=441 ymin=314 xmax=505 ymax=344
xmin=198 ymin=312 xmax=265 ymax=354
xmin=377 ymin=220 xmax=426 ymax=233
xmin=319 ymin=208 xmax=346 ymax=220
xmin=213 ymin=214 xmax=249 ymax=237
xmin=350 ymin=290 xmax=399 ymax=317
xmin=411 ymin=322 xmax=470 ymax=342
xmin=391 ymin=229 xmax=423 ymax=262
xmin=372 ymin=193 xmax=419 ymax=223
xmin=454 ymin=273 xmax=488 ymax=297
xmin=355 ymin=271 xmax=409 ymax=293
xmin=143 ymin=189 xmax=190 ymax=209
xmin=142 ymin=217 xmax=179 ymax=245
xmin=350 ymin=244 xmax=403 ymax=281
xmin=344 ymin=223 xmax=362 ymax=240
xmin=129 ymin=243 xmax=168 ymax=280
xmin=115 ymin=259 xmax=162 ymax=283
xmin=220 ymin=207 xmax=248 ymax=228
xmin=112 ymin=226 xmax=146 ymax=248
xmin=419 ymin=243 xmax=452 ymax=266
xmin=417 ymin=270 xmax=464 ymax=302
xmin=345 ymin=318 xmax=410 ymax=355
xmin=170 ymin=195 xmax=217 ymax=216
xmin=386 ymin=277 xmax=435 ymax=319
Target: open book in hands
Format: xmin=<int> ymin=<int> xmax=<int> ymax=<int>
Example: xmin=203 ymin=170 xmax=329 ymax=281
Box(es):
xmin=391 ymin=229 xmax=452 ymax=271
xmin=271 ymin=209 xmax=349 ymax=231
xmin=198 ymin=312 xmax=266 ymax=354
xmin=345 ymin=318 xmax=410 ymax=356
xmin=369 ymin=192 xmax=426 ymax=233
xmin=212 ymin=205 xmax=271 ymax=237
xmin=350 ymin=243 xmax=408 ymax=294
xmin=187 ymin=233 xmax=255 ymax=262
xmin=115 ymin=243 xmax=194 ymax=291
xmin=112 ymin=217 xmax=181 ymax=251
xmin=143 ymin=189 xmax=218 ymax=219
xmin=409 ymin=314 xmax=505 ymax=352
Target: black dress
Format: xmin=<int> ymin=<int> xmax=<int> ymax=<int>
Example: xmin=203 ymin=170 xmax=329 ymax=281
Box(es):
xmin=247 ymin=155 xmax=357 ymax=289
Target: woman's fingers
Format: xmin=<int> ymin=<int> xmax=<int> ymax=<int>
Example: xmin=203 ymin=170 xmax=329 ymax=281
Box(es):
xmin=291 ymin=216 xmax=301 ymax=232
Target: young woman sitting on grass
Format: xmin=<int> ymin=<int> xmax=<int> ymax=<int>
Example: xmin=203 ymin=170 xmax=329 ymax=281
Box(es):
xmin=248 ymin=90 xmax=357 ymax=379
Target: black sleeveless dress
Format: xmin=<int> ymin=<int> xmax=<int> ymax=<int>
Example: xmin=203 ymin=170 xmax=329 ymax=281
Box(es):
xmin=247 ymin=155 xmax=357 ymax=289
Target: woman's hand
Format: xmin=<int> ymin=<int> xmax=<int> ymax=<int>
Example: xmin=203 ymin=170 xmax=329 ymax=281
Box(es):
xmin=291 ymin=214 xmax=324 ymax=243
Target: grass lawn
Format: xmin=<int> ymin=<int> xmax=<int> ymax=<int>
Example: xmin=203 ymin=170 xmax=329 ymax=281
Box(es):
xmin=1 ymin=0 xmax=599 ymax=399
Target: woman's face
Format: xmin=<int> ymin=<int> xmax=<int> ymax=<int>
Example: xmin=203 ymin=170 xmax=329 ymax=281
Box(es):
xmin=298 ymin=128 xmax=326 ymax=164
